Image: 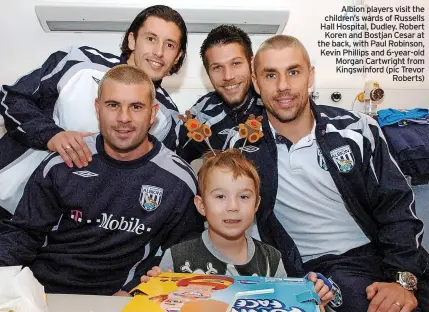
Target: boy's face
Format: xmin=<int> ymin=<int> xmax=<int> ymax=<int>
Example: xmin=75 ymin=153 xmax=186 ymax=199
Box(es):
xmin=195 ymin=166 xmax=260 ymax=240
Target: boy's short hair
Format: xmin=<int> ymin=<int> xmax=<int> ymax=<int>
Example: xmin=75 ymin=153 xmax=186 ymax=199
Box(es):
xmin=197 ymin=149 xmax=260 ymax=200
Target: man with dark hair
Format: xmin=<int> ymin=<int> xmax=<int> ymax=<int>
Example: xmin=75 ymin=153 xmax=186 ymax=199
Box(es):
xmin=176 ymin=24 xmax=263 ymax=163
xmin=246 ymin=34 xmax=429 ymax=312
xmin=0 ymin=5 xmax=186 ymax=216
xmin=0 ymin=65 xmax=204 ymax=295
xmin=120 ymin=5 xmax=187 ymax=82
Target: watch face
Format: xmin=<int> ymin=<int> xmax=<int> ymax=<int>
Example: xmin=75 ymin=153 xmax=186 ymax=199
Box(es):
xmin=401 ymin=272 xmax=418 ymax=288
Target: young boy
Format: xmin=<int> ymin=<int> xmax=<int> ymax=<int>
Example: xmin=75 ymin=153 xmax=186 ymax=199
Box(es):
xmin=142 ymin=149 xmax=334 ymax=306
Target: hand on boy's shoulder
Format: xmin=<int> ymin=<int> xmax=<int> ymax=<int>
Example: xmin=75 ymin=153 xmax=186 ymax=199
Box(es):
xmin=306 ymin=272 xmax=334 ymax=306
xmin=140 ymin=266 xmax=173 ymax=283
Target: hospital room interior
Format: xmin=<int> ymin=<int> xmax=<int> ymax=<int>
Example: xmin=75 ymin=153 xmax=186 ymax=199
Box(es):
xmin=0 ymin=0 xmax=428 ymax=310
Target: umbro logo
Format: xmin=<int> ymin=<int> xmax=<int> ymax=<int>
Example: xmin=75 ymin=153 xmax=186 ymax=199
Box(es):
xmin=92 ymin=76 xmax=100 ymax=84
xmin=240 ymin=146 xmax=260 ymax=153
xmin=218 ymin=128 xmax=238 ymax=137
xmin=218 ymin=129 xmax=232 ymax=135
xmin=72 ymin=171 xmax=99 ymax=178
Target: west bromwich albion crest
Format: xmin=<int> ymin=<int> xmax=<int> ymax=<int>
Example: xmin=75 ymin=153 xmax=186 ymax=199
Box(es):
xmin=330 ymin=145 xmax=355 ymax=173
xmin=139 ymin=185 xmax=163 ymax=211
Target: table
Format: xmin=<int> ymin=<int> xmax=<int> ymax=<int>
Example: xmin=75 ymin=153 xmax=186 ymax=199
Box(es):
xmin=47 ymin=294 xmax=131 ymax=312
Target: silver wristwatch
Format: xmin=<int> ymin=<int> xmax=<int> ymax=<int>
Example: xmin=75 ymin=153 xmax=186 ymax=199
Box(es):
xmin=396 ymin=272 xmax=418 ymax=291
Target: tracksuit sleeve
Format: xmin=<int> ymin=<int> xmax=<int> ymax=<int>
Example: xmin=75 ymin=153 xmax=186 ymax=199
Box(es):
xmin=0 ymin=159 xmax=64 ymax=265
xmin=0 ymin=50 xmax=69 ymax=149
xmin=121 ymin=182 xmax=204 ymax=292
xmin=365 ymin=120 xmax=427 ymax=280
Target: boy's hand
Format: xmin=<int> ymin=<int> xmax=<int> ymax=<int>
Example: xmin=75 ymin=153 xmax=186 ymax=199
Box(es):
xmin=307 ymin=272 xmax=334 ymax=306
xmin=140 ymin=266 xmax=172 ymax=283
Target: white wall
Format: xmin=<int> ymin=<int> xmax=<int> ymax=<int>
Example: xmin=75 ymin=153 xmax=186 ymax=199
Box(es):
xmin=0 ymin=0 xmax=428 ymax=126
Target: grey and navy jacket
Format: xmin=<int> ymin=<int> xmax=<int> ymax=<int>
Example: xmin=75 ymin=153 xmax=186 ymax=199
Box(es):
xmin=243 ymin=100 xmax=428 ymax=280
xmin=0 ymin=134 xmax=204 ymax=295
xmin=0 ymin=46 xmax=180 ymax=214
xmin=161 ymin=231 xmax=286 ymax=277
xmin=176 ymin=87 xmax=264 ymax=163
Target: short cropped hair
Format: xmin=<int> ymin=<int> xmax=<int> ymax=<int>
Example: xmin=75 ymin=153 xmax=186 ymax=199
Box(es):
xmin=197 ymin=149 xmax=260 ymax=200
xmin=254 ymin=35 xmax=311 ymax=72
xmin=98 ymin=64 xmax=155 ymax=102
xmin=120 ymin=5 xmax=187 ymax=76
xmin=200 ymin=25 xmax=253 ymax=70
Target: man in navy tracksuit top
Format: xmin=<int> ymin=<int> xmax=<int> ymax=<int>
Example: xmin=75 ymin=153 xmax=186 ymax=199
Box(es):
xmin=0 ymin=65 xmax=204 ymax=295
xmin=176 ymin=25 xmax=263 ymax=163
xmin=0 ymin=5 xmax=186 ymax=215
xmin=245 ymin=35 xmax=429 ymax=311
